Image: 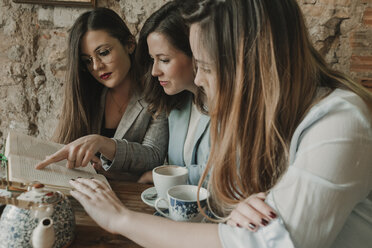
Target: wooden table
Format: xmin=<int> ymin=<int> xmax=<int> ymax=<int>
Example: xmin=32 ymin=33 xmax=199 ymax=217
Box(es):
xmin=69 ymin=179 xmax=154 ymax=248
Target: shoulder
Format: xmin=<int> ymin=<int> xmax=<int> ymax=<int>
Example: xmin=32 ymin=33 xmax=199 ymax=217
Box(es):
xmin=290 ymin=89 xmax=372 ymax=163
xmin=135 ymin=91 xmax=149 ymax=107
xmin=294 ymin=88 xmax=372 ymax=139
xmin=289 ymin=89 xmax=372 ymax=167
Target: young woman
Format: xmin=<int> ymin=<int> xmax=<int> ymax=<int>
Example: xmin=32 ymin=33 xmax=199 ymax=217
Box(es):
xmin=37 ymin=8 xmax=168 ymax=174
xmin=53 ymin=0 xmax=372 ymax=247
xmin=136 ymin=2 xmax=210 ymax=185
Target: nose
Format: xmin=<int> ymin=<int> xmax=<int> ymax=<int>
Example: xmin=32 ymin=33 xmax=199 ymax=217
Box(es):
xmin=92 ymin=57 xmax=104 ymax=71
xmin=151 ymin=61 xmax=162 ymax=77
xmin=193 ymin=69 xmax=203 ymax=87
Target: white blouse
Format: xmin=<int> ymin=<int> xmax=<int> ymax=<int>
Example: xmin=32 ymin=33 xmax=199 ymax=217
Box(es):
xmin=219 ymin=89 xmax=372 ymax=248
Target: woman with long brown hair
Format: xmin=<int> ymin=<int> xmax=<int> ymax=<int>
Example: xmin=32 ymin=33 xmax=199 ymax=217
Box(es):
xmin=135 ymin=2 xmax=211 ymax=185
xmin=38 ymin=8 xmax=168 ymax=174
xmin=59 ymin=1 xmax=372 ymax=247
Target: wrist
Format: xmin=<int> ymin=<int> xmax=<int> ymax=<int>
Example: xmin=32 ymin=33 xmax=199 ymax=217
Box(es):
xmin=113 ymin=207 xmax=133 ymax=236
xmin=97 ymin=135 xmax=112 ymax=154
xmin=96 ymin=135 xmax=109 ymax=156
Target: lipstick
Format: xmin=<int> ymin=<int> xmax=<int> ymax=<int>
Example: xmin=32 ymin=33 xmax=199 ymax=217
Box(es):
xmin=100 ymin=72 xmax=112 ymax=80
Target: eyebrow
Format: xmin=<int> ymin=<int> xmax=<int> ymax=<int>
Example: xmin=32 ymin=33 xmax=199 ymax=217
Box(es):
xmin=80 ymin=44 xmax=111 ymax=57
xmin=194 ymin=59 xmax=211 ymax=66
xmin=152 ymin=53 xmax=170 ymax=57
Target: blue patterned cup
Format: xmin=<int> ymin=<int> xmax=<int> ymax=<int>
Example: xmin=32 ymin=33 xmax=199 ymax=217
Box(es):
xmin=154 ymin=185 xmax=208 ymax=222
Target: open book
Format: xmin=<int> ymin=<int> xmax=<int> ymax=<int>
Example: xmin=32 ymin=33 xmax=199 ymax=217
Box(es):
xmin=4 ymin=131 xmax=110 ymax=195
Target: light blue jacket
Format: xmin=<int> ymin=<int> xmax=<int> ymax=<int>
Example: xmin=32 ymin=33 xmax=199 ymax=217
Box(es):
xmin=168 ymin=94 xmax=210 ymax=185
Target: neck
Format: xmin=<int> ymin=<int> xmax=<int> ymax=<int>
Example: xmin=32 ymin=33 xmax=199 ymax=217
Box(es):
xmin=109 ymin=76 xmax=132 ymax=99
xmin=187 ymin=83 xmax=198 ymax=96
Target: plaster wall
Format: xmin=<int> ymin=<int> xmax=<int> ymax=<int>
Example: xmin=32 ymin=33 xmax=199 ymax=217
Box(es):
xmin=0 ymin=0 xmax=371 ymax=148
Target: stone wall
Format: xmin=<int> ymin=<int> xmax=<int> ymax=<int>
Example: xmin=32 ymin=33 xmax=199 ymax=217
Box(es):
xmin=0 ymin=0 xmax=371 ymax=149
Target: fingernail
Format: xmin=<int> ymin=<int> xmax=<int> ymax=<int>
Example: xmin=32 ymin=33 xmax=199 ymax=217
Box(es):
xmin=70 ymin=178 xmax=75 ymax=181
xmin=248 ymin=223 xmax=256 ymax=229
xmin=90 ymin=177 xmax=95 ymax=179
xmin=77 ymin=177 xmax=82 ymax=179
xmin=261 ymin=218 xmax=269 ymax=226
xmin=236 ymin=223 xmax=241 ymax=228
xmin=269 ymin=212 xmax=277 ymax=218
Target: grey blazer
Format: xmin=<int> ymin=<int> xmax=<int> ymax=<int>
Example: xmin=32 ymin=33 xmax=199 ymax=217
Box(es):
xmin=98 ymin=88 xmax=168 ymax=173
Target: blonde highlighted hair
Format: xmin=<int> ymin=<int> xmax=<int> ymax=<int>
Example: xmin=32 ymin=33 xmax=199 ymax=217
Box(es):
xmin=181 ymin=0 xmax=372 ymax=217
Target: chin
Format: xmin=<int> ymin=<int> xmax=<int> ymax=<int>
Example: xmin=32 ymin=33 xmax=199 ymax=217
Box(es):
xmin=163 ymin=88 xmax=177 ymax=96
xmin=103 ymin=80 xmax=118 ymax=88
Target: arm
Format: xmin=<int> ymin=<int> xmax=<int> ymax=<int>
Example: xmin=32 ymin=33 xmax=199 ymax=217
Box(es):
xmin=101 ymin=112 xmax=168 ymax=173
xmin=268 ymin=96 xmax=372 ymax=247
xmin=220 ymin=92 xmax=372 ymax=248
xmin=227 ymin=193 xmax=277 ymax=231
xmin=257 ymin=93 xmax=371 ymax=247
xmin=69 ymin=178 xmax=222 ymax=248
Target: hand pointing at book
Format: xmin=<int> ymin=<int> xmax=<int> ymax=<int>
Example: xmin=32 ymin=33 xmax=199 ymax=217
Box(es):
xmin=35 ymin=135 xmax=116 ymax=170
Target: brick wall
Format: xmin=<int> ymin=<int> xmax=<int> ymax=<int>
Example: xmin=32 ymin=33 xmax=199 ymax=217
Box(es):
xmin=354 ymin=4 xmax=372 ymax=89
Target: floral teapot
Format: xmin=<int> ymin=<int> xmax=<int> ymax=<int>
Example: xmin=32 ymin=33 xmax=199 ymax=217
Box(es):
xmin=0 ymin=179 xmax=75 ymax=248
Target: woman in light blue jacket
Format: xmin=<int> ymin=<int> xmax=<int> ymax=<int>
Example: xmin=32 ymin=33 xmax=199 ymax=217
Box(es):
xmin=136 ymin=1 xmax=210 ymax=185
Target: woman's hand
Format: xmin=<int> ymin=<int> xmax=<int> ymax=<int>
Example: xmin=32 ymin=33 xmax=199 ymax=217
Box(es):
xmin=69 ymin=178 xmax=129 ymax=234
xmin=91 ymin=160 xmax=103 ymax=170
xmin=35 ymin=135 xmax=115 ymax=169
xmin=137 ymin=170 xmax=153 ymax=184
xmin=227 ymin=192 xmax=277 ymax=232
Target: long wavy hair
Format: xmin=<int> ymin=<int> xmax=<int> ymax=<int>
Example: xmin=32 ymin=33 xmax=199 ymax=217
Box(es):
xmin=136 ymin=1 xmax=205 ymax=116
xmin=181 ymin=0 xmax=372 ymax=216
xmin=54 ymin=8 xmax=140 ymax=144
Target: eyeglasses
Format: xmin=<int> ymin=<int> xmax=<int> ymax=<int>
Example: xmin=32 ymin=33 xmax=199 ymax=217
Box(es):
xmin=80 ymin=46 xmax=114 ymax=71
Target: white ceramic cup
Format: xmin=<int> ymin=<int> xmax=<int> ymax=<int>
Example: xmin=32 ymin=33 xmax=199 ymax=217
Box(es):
xmin=152 ymin=165 xmax=188 ymax=200
xmin=154 ymin=185 xmax=209 ymax=222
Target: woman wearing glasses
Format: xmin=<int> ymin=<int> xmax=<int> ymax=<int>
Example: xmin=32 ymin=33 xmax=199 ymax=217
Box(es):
xmin=36 ymin=8 xmax=168 ymax=175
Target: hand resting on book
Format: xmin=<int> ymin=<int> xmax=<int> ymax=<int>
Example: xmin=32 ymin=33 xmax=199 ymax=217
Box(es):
xmin=35 ymin=134 xmax=116 ymax=170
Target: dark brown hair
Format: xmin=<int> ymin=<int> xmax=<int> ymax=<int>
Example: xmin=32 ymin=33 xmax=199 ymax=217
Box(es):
xmin=136 ymin=1 xmax=205 ymax=116
xmin=54 ymin=8 xmax=140 ymax=144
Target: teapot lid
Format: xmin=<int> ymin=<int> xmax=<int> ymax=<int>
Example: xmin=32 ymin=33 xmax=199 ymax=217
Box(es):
xmin=16 ymin=183 xmax=63 ymax=205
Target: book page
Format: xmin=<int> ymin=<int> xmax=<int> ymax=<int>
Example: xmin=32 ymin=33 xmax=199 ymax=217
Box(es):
xmin=8 ymin=155 xmax=109 ymax=189
xmin=5 ymin=131 xmax=64 ymax=161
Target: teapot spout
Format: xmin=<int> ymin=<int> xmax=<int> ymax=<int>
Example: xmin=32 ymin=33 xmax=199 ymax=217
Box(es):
xmin=31 ymin=217 xmax=55 ymax=248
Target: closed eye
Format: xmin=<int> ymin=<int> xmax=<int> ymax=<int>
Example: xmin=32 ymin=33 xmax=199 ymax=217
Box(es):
xmin=201 ymin=67 xmax=211 ymax=73
xmin=98 ymin=48 xmax=111 ymax=57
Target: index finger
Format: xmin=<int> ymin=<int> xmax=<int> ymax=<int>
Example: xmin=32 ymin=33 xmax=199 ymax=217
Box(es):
xmin=35 ymin=149 xmax=68 ymax=169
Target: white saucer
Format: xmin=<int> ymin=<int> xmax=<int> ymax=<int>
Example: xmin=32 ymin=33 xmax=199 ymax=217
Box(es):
xmin=141 ymin=187 xmax=168 ymax=209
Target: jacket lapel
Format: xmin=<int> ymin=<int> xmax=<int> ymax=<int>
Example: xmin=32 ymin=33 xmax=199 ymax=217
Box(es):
xmin=190 ymin=114 xmax=210 ymax=164
xmin=114 ymin=92 xmax=143 ymax=139
xmin=168 ymin=95 xmax=192 ymax=166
